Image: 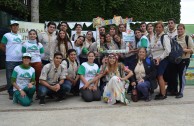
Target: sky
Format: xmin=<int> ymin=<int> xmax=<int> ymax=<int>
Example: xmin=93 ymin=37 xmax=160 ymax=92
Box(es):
xmin=180 ymin=0 xmax=194 ymax=24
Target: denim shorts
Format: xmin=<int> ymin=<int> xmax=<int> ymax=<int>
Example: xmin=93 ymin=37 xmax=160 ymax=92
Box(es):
xmin=156 ymin=58 xmax=169 ymax=76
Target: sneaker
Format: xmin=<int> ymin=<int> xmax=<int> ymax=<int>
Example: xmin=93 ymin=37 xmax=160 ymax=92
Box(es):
xmin=175 ymin=93 xmax=183 ymax=98
xmin=155 ymin=94 xmax=167 ymax=100
xmin=39 ymin=98 xmax=45 ymax=105
xmin=9 ymin=94 xmax=13 ymax=100
xmin=35 ymin=95 xmax=40 ymax=100
xmin=56 ymin=97 xmax=63 ymax=102
xmin=145 ymin=97 xmax=151 ymax=102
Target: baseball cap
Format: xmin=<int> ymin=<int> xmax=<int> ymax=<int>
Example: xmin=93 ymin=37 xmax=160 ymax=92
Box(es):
xmin=10 ymin=20 xmax=19 ymax=26
xmin=22 ymin=53 xmax=31 ymax=58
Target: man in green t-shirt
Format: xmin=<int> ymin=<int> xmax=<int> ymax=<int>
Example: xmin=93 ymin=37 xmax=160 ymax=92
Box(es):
xmin=12 ymin=53 xmax=36 ymax=106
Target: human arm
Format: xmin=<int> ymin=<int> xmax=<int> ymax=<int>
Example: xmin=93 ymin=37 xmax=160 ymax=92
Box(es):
xmin=0 ymin=35 xmax=8 ymax=52
xmin=159 ymin=35 xmax=171 ymax=60
xmin=77 ymin=65 xmax=90 ymax=89
xmin=120 ymin=65 xmax=133 ymax=81
xmin=80 ymin=75 xmax=90 ymax=89
xmin=183 ymin=36 xmax=194 ymax=53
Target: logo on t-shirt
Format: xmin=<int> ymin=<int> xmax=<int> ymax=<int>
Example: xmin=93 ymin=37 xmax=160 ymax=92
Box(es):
xmin=20 ymin=72 xmax=31 ymax=78
xmin=88 ymin=70 xmax=97 ymax=75
xmin=13 ymin=38 xmax=22 ymax=43
xmin=27 ymin=45 xmax=38 ymax=50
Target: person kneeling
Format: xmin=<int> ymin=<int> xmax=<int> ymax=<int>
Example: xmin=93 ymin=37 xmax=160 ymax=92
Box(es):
xmin=130 ymin=48 xmax=157 ymax=102
xmin=39 ymin=52 xmax=67 ymax=105
xmin=12 ymin=53 xmax=36 ymax=107
xmin=77 ymin=51 xmax=101 ymax=102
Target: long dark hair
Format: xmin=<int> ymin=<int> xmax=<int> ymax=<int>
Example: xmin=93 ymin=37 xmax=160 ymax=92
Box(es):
xmin=74 ymin=35 xmax=85 ymax=46
xmin=57 ymin=30 xmax=72 ymax=52
xmin=86 ymin=31 xmax=95 ymax=42
xmin=134 ymin=28 xmax=142 ymax=45
xmin=113 ymin=34 xmax=121 ymax=49
xmin=28 ymin=29 xmax=39 ymax=45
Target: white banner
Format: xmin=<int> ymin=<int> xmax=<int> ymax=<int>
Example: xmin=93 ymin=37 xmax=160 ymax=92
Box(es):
xmin=84 ymin=22 xmax=92 ymax=27
xmin=68 ymin=22 xmax=76 ymax=29
xmin=15 ymin=21 xmax=45 ymax=41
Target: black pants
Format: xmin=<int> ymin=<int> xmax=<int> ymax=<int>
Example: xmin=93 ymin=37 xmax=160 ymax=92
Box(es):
xmin=166 ymin=62 xmax=178 ymax=93
xmin=80 ymin=87 xmax=101 ymax=102
xmin=124 ymin=55 xmax=137 ymax=93
xmin=167 ymin=59 xmax=190 ymax=94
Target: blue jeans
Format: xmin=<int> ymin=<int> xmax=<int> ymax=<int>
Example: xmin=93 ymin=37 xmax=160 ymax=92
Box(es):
xmin=38 ymin=84 xmax=66 ymax=97
xmin=137 ymin=81 xmax=151 ymax=98
xmin=63 ymin=80 xmax=72 ymax=93
xmin=6 ymin=61 xmax=22 ymax=95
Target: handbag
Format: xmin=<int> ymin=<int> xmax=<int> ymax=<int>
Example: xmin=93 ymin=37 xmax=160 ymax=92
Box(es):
xmin=131 ymin=86 xmax=138 ymax=102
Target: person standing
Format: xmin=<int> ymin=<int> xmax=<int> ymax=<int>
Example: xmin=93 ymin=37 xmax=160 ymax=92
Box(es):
xmin=166 ymin=18 xmax=177 ymax=39
xmin=140 ymin=22 xmax=148 ymax=36
xmin=71 ymin=24 xmax=84 ymax=41
xmin=0 ymin=21 xmax=23 ymax=100
xmin=170 ymin=24 xmax=194 ymax=98
xmin=38 ymin=21 xmax=57 ymax=65
xmin=150 ymin=21 xmax=171 ymax=100
xmin=12 ymin=53 xmax=36 ymax=106
xmin=165 ymin=18 xmax=178 ymax=95
xmin=55 ymin=30 xmax=73 ymax=59
xmin=58 ymin=21 xmax=70 ymax=39
xmin=22 ymin=29 xmax=44 ymax=99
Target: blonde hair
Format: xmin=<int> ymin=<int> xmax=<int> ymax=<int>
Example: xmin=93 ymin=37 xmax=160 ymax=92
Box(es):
xmin=107 ymin=57 xmax=119 ymax=75
xmin=154 ymin=21 xmax=164 ymax=29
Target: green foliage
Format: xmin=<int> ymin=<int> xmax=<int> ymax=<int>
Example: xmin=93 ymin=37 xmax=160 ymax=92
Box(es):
xmin=0 ymin=0 xmax=30 ymax=20
xmin=39 ymin=0 xmax=181 ymax=23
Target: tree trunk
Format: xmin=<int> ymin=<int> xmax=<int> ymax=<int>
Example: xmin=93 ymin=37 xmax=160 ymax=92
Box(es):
xmin=31 ymin=0 xmax=39 ymax=22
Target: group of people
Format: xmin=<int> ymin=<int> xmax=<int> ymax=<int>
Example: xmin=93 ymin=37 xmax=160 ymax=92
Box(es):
xmin=0 ymin=18 xmax=194 ymax=107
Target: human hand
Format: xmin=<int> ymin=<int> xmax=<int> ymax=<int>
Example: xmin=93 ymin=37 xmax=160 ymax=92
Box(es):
xmin=138 ymin=79 xmax=144 ymax=83
xmin=131 ymin=82 xmax=136 ymax=86
xmin=92 ymin=86 xmax=97 ymax=91
xmin=155 ymin=58 xmax=161 ymax=65
xmin=20 ymin=90 xmax=26 ymax=98
xmin=49 ymin=85 xmax=57 ymax=92
xmin=88 ymin=86 xmax=93 ymax=90
xmin=55 ymin=84 xmax=60 ymax=92
xmin=83 ymin=82 xmax=90 ymax=89
xmin=119 ymin=77 xmax=125 ymax=81
xmin=72 ymin=80 xmax=76 ymax=86
xmin=28 ymin=83 xmax=33 ymax=88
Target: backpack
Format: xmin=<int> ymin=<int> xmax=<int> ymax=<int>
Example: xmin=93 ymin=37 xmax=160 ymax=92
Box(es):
xmin=63 ymin=59 xmax=79 ymax=68
xmin=161 ymin=34 xmax=183 ymax=64
xmin=184 ymin=35 xmax=192 ymax=57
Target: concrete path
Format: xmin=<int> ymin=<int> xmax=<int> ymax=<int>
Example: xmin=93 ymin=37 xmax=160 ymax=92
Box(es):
xmin=0 ymin=86 xmax=194 ymax=126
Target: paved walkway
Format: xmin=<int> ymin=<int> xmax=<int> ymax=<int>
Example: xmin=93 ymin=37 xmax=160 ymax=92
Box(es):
xmin=0 ymin=86 xmax=194 ymax=126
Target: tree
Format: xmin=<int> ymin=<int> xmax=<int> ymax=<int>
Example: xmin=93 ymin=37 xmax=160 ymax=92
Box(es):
xmin=31 ymin=0 xmax=39 ymax=22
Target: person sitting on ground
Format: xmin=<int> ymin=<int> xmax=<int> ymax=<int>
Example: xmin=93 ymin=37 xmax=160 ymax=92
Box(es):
xmin=130 ymin=48 xmax=157 ymax=102
xmin=102 ymin=53 xmax=133 ymax=105
xmin=61 ymin=49 xmax=80 ymax=96
xmin=12 ymin=53 xmax=36 ymax=107
xmin=77 ymin=51 xmax=101 ymax=102
xmin=39 ymin=52 xmax=67 ymax=105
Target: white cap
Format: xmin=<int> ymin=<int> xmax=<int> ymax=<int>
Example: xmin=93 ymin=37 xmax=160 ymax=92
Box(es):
xmin=22 ymin=53 xmax=31 ymax=58
xmin=10 ymin=20 xmax=19 ymax=26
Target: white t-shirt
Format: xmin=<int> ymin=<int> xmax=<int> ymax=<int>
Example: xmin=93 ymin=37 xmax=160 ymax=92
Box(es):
xmin=22 ymin=41 xmax=44 ymax=63
xmin=12 ymin=65 xmax=35 ymax=91
xmin=77 ymin=62 xmax=100 ymax=89
xmin=1 ymin=32 xmax=23 ymax=61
